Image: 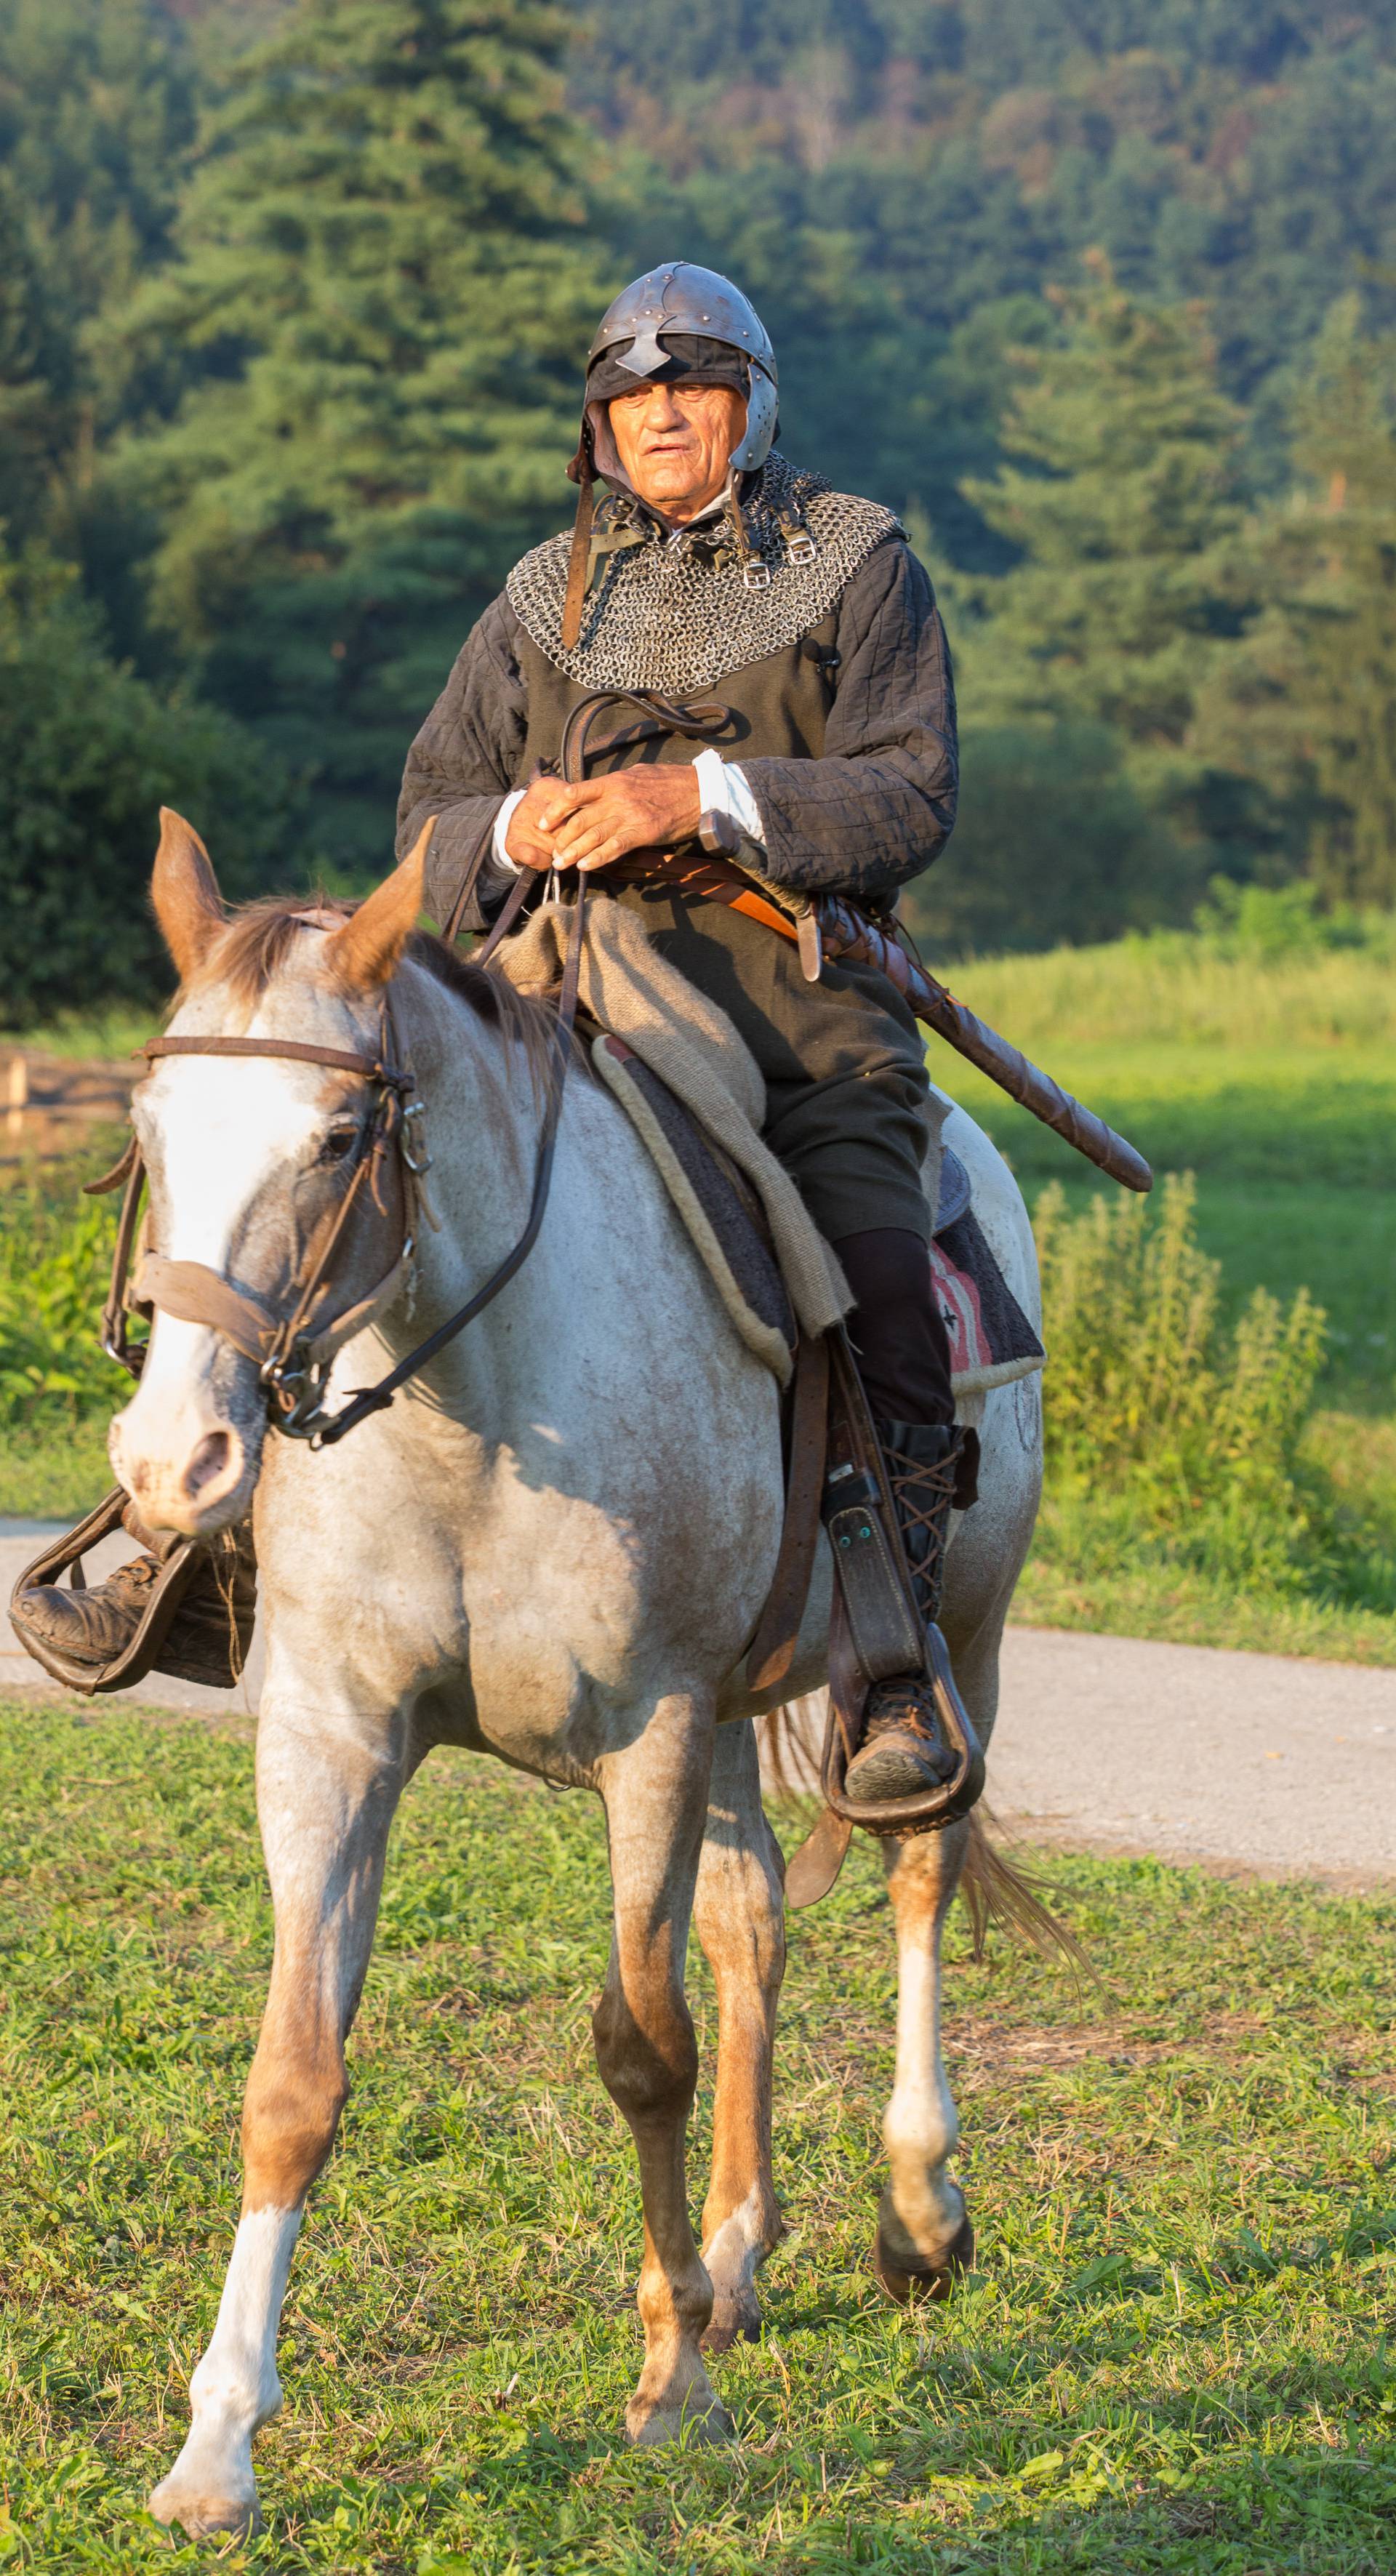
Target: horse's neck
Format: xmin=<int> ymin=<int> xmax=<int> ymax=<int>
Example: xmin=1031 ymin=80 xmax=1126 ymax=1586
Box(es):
xmin=386 ymin=960 xmax=569 ymax=1339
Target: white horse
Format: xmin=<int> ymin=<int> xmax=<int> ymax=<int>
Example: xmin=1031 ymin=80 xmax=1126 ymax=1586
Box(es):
xmin=114 ymin=815 xmax=1040 ymax=2538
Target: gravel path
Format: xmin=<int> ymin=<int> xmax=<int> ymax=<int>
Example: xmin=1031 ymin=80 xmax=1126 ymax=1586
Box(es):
xmin=4 ymin=1525 xmax=1393 ymax=1886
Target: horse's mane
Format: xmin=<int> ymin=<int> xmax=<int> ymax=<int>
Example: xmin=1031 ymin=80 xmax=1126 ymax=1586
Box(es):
xmin=182 ymin=894 xmax=568 ymax=1093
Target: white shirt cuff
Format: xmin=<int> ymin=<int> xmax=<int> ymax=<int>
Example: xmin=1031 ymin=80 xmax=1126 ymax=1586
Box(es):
xmin=692 ymin=748 xmax=765 ymax=846
xmin=493 ymin=786 xmax=528 ymax=872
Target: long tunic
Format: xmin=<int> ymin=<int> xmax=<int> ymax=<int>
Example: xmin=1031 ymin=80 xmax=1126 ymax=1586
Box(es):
xmin=396 ymin=470 xmax=958 ymax=1244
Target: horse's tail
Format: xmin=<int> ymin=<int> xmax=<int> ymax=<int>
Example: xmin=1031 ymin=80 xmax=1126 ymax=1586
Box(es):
xmin=758 ymin=1700 xmax=1091 ymax=1984
xmin=959 ymin=1808 xmax=1091 ymax=1986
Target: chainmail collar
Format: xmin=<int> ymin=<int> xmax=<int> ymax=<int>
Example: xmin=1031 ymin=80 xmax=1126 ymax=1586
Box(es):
xmin=507 ymin=453 xmax=904 ymax=695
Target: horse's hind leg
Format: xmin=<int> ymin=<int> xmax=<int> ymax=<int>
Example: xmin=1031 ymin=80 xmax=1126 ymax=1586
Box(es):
xmin=594 ymin=1689 xmax=731 ymax=2444
xmin=692 ymin=1718 xmax=785 ymax=2351
xmin=149 ymin=1700 xmax=405 ymax=2537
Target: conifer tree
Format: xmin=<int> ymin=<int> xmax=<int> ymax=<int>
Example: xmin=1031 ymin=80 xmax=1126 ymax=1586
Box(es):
xmin=1278 ymin=299 xmax=1396 ymax=906
xmin=917 ymin=257 xmax=1282 ymax=950
xmin=119 ymin=0 xmax=605 ymax=871
xmin=954 ymin=259 xmax=1260 ymax=819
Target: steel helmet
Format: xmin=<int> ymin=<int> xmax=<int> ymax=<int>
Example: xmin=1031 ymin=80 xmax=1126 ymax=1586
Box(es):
xmin=577 ymin=262 xmax=779 ymax=479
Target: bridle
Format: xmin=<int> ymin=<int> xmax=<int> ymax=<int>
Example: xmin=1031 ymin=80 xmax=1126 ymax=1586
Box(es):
xmin=96 ymin=892 xmax=585 ymax=1450
xmin=95 ymin=684 xmax=729 ymax=1451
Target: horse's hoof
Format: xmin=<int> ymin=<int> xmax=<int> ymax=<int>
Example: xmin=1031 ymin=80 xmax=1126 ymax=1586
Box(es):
xmin=872 ymin=2198 xmax=974 ymax=2307
xmin=148 ymin=2475 xmax=263 ymax=2537
xmin=701 ymin=2292 xmax=761 ymax=2354
xmin=625 ymin=2392 xmax=735 ymax=2447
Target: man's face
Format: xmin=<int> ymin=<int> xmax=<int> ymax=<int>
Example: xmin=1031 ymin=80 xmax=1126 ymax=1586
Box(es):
xmin=606 ymin=378 xmax=747 ymax=523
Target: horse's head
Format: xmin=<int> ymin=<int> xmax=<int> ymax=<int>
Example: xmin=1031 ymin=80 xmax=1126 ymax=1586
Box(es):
xmin=110 ymin=811 xmax=429 ymax=1538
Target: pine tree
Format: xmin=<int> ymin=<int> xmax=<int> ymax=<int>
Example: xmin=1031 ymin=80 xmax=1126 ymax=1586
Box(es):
xmin=118 ymin=0 xmax=605 ymax=872
xmin=917 ymin=257 xmax=1283 ymax=950
xmin=0 ymin=0 xmax=198 ymax=591
xmin=1277 ymin=298 xmax=1396 ymax=906
xmin=955 ymin=260 xmax=1258 ymax=794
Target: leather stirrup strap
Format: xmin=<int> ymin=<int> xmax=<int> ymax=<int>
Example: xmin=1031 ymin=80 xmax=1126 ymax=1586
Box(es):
xmin=745 ymin=1329 xmax=830 ymax=1696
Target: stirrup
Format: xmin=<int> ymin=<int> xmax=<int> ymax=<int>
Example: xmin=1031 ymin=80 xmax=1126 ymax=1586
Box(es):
xmin=821 ymin=1621 xmax=984 ymax=1837
xmin=9 ymin=1488 xmax=199 ymax=1697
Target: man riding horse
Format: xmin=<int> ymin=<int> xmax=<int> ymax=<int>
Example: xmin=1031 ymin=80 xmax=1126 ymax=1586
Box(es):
xmin=17 ymin=262 xmax=973 ymax=1816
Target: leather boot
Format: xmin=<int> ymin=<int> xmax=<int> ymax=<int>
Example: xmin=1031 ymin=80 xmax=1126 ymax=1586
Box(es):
xmin=11 ymin=1504 xmax=257 ymax=1689
xmin=843 ymin=1419 xmax=974 ymax=1806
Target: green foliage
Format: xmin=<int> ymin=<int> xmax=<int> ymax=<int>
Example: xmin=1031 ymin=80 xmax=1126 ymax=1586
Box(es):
xmin=1034 ymin=1174 xmax=1325 ymax=1587
xmin=0 ymin=549 xmax=293 ymax=1023
xmin=0 ymin=1168 xmax=113 ymax=1429
xmin=920 ymin=266 xmax=1283 ymax=951
xmin=0 ymin=0 xmax=198 ymax=495
xmin=116 ymin=0 xmax=606 ymax=872
xmin=1272 ymin=298 xmax=1396 ymax=904
xmin=907 ymin=717 xmax=1203 ymax=958
xmin=2 ymin=1699 xmax=1394 ymax=2569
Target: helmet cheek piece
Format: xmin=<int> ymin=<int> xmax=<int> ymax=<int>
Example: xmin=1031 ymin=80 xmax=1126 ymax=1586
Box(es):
xmin=731 ymin=366 xmax=778 ymax=475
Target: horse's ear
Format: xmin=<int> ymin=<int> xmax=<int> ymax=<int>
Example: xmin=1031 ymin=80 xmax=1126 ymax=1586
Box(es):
xmin=324 ymin=819 xmax=435 ymax=992
xmin=152 ymin=808 xmax=225 ymax=981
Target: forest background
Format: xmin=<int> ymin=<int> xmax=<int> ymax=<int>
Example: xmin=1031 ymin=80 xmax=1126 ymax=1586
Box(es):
xmin=4 ymin=0 xmax=1396 ymax=1012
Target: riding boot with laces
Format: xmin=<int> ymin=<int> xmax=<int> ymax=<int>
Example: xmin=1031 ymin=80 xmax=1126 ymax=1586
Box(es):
xmin=843 ymin=1419 xmax=976 ymax=1805
xmin=11 ymin=1504 xmax=257 ymax=1689
xmin=830 ymin=1226 xmax=979 ymax=1813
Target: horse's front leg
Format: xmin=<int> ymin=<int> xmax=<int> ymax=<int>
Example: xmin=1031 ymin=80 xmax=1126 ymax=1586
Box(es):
xmin=874 ymin=1818 xmax=975 ymax=2300
xmin=594 ymin=1689 xmax=731 ymax=2444
xmin=692 ymin=1718 xmax=785 ymax=2350
xmin=150 ymin=1698 xmax=406 ymax=2537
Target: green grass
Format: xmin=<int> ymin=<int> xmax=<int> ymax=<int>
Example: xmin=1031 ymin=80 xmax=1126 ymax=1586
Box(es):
xmin=2 ymin=1698 xmax=1394 ymax=2573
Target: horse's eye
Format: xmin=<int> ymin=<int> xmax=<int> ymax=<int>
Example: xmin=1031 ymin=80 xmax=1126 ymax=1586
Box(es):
xmin=318 ymin=1124 xmax=360 ymax=1167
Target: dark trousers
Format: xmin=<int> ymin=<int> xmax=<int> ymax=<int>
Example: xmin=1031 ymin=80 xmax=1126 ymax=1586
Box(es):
xmin=614 ymin=885 xmax=956 ymax=1429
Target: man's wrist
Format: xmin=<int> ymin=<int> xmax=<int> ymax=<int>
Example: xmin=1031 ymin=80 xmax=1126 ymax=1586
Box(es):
xmin=494 ymin=787 xmax=528 ymax=873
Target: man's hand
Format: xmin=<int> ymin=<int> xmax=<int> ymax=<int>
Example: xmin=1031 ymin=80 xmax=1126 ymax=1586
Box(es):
xmin=504 ymin=766 xmax=701 ymax=875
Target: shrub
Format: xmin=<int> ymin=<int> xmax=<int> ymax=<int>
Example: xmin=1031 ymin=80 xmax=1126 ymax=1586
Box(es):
xmin=0 ymin=548 xmax=295 ymax=1027
xmin=1033 ymin=1173 xmax=1327 ymax=1589
xmin=904 ymin=720 xmax=1206 ymax=961
xmin=0 ymin=1163 xmax=116 ymax=1429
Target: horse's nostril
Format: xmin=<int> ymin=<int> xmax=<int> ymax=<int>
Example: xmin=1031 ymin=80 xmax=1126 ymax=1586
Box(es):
xmin=184 ymin=1431 xmax=232 ymax=1500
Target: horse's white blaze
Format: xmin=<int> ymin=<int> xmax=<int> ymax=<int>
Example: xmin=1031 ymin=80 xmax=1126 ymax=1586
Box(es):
xmin=115 ymin=1051 xmax=342 ymax=1532
xmin=148 ymin=2207 xmax=299 ymax=2533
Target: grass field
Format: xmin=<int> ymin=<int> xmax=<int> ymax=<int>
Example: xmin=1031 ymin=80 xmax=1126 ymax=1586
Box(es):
xmin=2 ymin=1696 xmax=1394 ymax=2574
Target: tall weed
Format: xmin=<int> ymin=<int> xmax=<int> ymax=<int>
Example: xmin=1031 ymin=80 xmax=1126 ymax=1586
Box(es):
xmin=1034 ymin=1175 xmax=1326 ymax=1588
